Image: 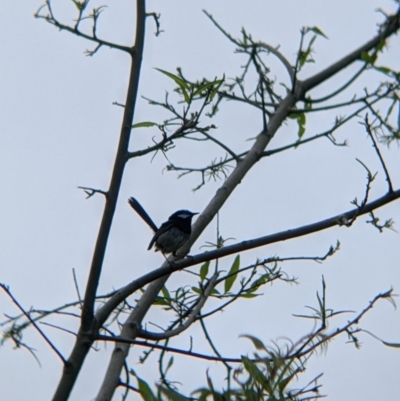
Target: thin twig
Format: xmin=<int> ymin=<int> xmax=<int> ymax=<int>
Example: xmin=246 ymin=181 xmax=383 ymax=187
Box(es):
xmin=0 ymin=284 xmax=66 ymax=364
xmin=363 ymin=113 xmax=394 ymax=193
xmin=292 ymin=27 xmax=306 ymax=92
xmin=35 ymin=2 xmax=133 ymax=55
xmin=137 ymin=273 xmax=219 ymax=340
xmin=294 ymin=289 xmax=393 ymax=358
xmin=310 ymin=64 xmax=367 ymax=103
xmin=77 ymin=186 xmax=108 ymax=199
xmin=303 ymin=8 xmax=400 ymax=91
xmin=40 ymin=322 xmax=78 ymax=337
xmin=200 ymin=317 xmax=232 ymax=370
xmin=118 ymin=381 xmax=139 ymax=393
xmin=146 ymin=12 xmax=163 ymax=36
xmin=98 ymin=335 xmax=243 ymax=362
xmin=255 ymin=41 xmax=294 ymax=83
xmin=72 ymin=268 xmax=83 ymax=308
xmin=199 ymin=131 xmax=241 ymax=162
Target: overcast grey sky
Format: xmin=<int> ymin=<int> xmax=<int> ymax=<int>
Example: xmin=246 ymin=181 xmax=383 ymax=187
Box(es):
xmin=1 ymin=1 xmax=399 ymax=400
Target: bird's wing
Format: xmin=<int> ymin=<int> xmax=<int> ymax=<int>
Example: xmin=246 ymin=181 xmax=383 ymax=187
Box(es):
xmin=147 ymin=221 xmax=174 ymax=250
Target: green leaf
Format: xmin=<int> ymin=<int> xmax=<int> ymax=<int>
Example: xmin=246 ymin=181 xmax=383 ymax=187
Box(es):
xmin=289 ymin=112 xmax=306 ymax=139
xmin=309 ymin=34 xmax=317 ymax=48
xmin=131 ymin=121 xmax=158 ymax=129
xmin=374 ymin=66 xmax=393 ymax=76
xmin=304 ymin=96 xmax=313 ymax=110
xmin=196 ymin=391 xmax=210 ymax=401
xmin=239 ymin=292 xmax=260 ymax=298
xmin=240 ymin=334 xmax=267 ymax=351
xmin=362 ymin=327 xmax=400 ymax=349
xmin=298 ymin=51 xmax=307 ymax=69
xmin=192 ymin=81 xmax=217 ymax=98
xmin=155 ymin=68 xmax=190 ymax=103
xmin=191 ymin=286 xmax=200 ymax=294
xmin=209 ymin=76 xmax=225 ymax=101
xmin=361 ymin=51 xmax=377 ymax=64
xmin=242 ymin=28 xmax=248 ymax=46
xmin=155 ymin=68 xmax=189 ymax=90
xmin=137 ymin=377 xmax=157 ymax=401
xmin=203 ymin=374 xmax=225 ymax=401
xmin=242 ymin=356 xmax=272 ymax=393
xmin=161 ymin=285 xmax=171 ymax=301
xmin=275 ymin=359 xmax=297 ymax=393
xmin=72 ymin=0 xmax=84 ymax=11
xmin=153 ymin=297 xmax=170 ymax=306
xmin=249 ymin=274 xmax=268 ymax=290
xmin=165 ymin=356 xmax=174 ymax=374
xmin=308 ymin=26 xmax=328 ymax=39
xmin=158 ymin=386 xmax=189 ymax=401
xmin=376 ymin=38 xmax=386 ymax=52
xmin=224 ymin=255 xmax=240 ymax=293
xmin=200 ymin=261 xmax=210 ymax=281
xmin=297 ymin=112 xmax=306 ymax=138
xmin=192 ymin=78 xmax=225 ymax=101
xmin=382 ymin=340 xmax=400 ymax=348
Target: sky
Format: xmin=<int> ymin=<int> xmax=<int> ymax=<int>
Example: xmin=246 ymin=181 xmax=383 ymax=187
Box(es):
xmin=1 ymin=0 xmax=399 ymax=400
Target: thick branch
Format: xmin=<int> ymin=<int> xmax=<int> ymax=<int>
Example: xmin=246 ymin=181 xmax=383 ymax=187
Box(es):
xmin=90 ymin=15 xmax=400 ymax=398
xmin=303 ymin=8 xmax=400 ymax=91
xmin=95 ymin=187 xmax=400 ymax=327
xmin=49 ymin=8 xmax=400 ymax=401
xmin=51 ymin=1 xmax=146 ymax=401
xmin=80 ymin=3 xmax=145 ymax=329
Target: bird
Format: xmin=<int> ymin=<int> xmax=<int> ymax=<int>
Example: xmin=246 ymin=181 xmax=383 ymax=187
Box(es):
xmin=148 ymin=210 xmax=198 ymax=256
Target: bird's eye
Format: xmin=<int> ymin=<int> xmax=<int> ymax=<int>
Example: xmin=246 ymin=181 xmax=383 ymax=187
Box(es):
xmin=177 ymin=213 xmax=191 ymax=219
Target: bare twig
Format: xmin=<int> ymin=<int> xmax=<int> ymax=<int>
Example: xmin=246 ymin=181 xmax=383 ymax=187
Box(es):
xmin=363 ymin=114 xmax=394 ymax=193
xmin=40 ymin=322 xmax=78 ymax=338
xmin=77 ymin=186 xmax=108 ymax=199
xmin=35 ymin=1 xmax=133 ymax=55
xmin=199 ymin=131 xmax=241 ymax=162
xmin=293 ymin=27 xmax=306 ymax=91
xmin=255 ymin=41 xmax=295 ymax=83
xmin=118 ymin=381 xmax=139 ymax=394
xmin=0 ymin=284 xmax=66 ymax=364
xmin=200 ymin=317 xmax=232 ymax=370
xmin=344 ymin=158 xmax=376 ymax=226
xmin=294 ymin=289 xmax=394 ymax=358
xmin=310 ymin=64 xmax=367 ymax=103
xmin=146 ymin=12 xmax=163 ymax=36
xmin=72 ymin=268 xmax=83 ymax=307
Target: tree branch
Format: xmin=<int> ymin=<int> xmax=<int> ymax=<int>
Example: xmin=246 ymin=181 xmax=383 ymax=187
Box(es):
xmin=363 ymin=113 xmax=394 ymax=193
xmin=137 ymin=273 xmax=219 ymax=340
xmin=35 ymin=1 xmax=133 ymax=55
xmin=0 ymin=284 xmax=66 ymax=364
xmin=94 ymin=187 xmax=400 ymax=328
xmin=50 ymin=1 xmax=147 ymax=400
xmin=303 ymin=8 xmax=400 ymax=92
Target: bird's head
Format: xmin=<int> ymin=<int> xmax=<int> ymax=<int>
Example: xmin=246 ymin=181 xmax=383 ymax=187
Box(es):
xmin=168 ymin=210 xmax=198 ymax=222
